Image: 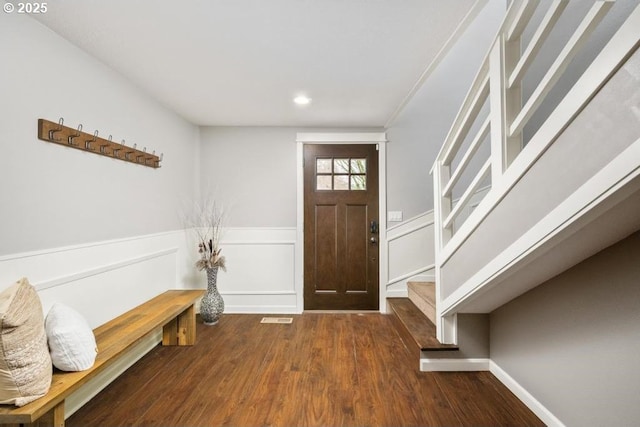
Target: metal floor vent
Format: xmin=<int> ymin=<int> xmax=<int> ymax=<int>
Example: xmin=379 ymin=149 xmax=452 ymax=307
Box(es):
xmin=260 ymin=317 xmax=293 ymax=324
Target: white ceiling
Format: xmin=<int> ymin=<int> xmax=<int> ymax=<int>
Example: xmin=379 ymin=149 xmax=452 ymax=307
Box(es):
xmin=33 ymin=0 xmax=478 ymax=127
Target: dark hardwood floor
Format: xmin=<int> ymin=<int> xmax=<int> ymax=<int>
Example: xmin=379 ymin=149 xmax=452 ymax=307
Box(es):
xmin=68 ymin=313 xmax=544 ymax=427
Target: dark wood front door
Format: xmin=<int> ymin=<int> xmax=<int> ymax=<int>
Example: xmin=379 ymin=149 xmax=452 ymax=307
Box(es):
xmin=304 ymin=144 xmax=379 ymax=310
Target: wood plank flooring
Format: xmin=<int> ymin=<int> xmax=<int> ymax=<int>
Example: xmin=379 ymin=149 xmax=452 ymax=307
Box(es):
xmin=67 ymin=313 xmax=544 ymax=427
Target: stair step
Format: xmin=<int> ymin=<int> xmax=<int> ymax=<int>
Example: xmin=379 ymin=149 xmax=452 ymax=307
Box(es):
xmin=407 ymin=281 xmax=436 ymax=324
xmin=388 ymin=298 xmax=458 ymax=353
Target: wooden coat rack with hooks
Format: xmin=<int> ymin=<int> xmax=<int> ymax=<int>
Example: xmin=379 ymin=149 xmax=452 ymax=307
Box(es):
xmin=37 ymin=118 xmax=163 ymax=168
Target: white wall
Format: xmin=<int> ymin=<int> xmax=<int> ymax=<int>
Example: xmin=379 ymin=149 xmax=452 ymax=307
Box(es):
xmin=198 ymin=127 xmax=298 ymax=227
xmin=0 ymin=14 xmax=202 ymax=417
xmin=385 ymin=0 xmax=505 ymax=222
xmin=0 ymin=13 xmax=199 ymax=257
xmin=0 ymin=13 xmax=201 ymax=318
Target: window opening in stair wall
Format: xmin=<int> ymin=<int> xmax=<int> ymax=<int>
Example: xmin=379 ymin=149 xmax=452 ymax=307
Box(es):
xmin=520 ymin=0 xmax=635 ymax=146
xmin=449 ymin=97 xmax=492 ymax=236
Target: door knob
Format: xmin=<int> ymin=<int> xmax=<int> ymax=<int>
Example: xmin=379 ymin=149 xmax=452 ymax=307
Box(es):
xmin=370 ymin=236 xmax=377 ymax=244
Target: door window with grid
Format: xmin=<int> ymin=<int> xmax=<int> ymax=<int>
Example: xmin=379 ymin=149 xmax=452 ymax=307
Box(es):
xmin=316 ymin=158 xmax=367 ymax=191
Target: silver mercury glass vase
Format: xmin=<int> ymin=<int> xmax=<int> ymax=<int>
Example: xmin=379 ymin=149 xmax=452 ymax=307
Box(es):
xmin=200 ymin=267 xmax=225 ymax=325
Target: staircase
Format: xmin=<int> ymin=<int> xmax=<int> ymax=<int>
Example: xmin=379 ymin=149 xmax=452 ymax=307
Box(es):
xmin=407 ymin=281 xmax=436 ymax=324
xmin=388 ymin=281 xmax=458 ymax=355
xmin=431 ymin=0 xmax=640 ymax=344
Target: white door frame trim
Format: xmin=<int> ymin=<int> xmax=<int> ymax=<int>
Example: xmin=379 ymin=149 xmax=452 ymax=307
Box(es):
xmin=296 ymin=132 xmax=388 ymax=313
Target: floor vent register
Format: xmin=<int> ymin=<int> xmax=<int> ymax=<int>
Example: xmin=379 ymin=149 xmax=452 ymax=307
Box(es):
xmin=260 ymin=317 xmax=293 ymax=324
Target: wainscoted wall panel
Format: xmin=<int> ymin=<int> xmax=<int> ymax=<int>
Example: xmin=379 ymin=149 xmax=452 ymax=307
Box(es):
xmin=38 ymin=252 xmax=176 ymax=327
xmin=0 ymin=230 xmax=191 ymax=417
xmin=0 ymin=227 xmax=299 ymax=322
xmin=386 ymin=212 xmax=435 ymax=297
xmin=190 ymin=228 xmax=298 ymax=313
xmin=0 ymin=230 xmax=190 ymax=327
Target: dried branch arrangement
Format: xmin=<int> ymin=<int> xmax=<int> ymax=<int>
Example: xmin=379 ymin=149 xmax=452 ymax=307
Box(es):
xmin=183 ymin=197 xmax=227 ymax=271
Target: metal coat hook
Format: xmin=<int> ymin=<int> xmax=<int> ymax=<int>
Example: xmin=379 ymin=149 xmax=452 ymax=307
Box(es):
xmin=68 ymin=124 xmax=82 ymax=146
xmin=124 ymin=141 xmax=136 ymax=161
xmin=85 ymin=130 xmax=98 ymax=151
xmin=113 ymin=139 xmax=124 ymax=158
xmin=48 ymin=117 xmax=64 ymax=141
xmin=100 ymin=134 xmax=112 ymax=154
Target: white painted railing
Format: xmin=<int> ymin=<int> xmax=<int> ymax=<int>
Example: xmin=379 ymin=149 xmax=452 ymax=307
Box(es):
xmin=431 ymin=0 xmax=640 ymax=342
xmin=433 ymin=0 xmax=618 ymax=252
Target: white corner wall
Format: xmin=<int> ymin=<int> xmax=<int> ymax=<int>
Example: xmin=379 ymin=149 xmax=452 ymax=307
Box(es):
xmin=490 ymin=231 xmax=640 ymax=427
xmin=0 ymin=14 xmax=202 ymax=417
xmin=0 ymin=13 xmax=199 ymax=256
xmin=0 ymin=14 xmax=199 ymax=319
xmin=198 ymin=127 xmax=298 ymax=227
xmin=385 ymin=0 xmax=505 ymax=222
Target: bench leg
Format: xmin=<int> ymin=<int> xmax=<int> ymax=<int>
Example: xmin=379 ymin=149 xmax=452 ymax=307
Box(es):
xmin=162 ymin=304 xmax=196 ymax=346
xmin=26 ymin=401 xmax=65 ymax=427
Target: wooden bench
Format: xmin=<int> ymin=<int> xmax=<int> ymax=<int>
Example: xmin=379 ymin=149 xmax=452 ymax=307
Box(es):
xmin=0 ymin=289 xmax=204 ymax=427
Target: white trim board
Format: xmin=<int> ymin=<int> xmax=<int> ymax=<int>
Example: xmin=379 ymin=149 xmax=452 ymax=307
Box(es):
xmin=420 ymin=358 xmax=565 ymax=426
xmin=386 ymin=289 xmax=409 ymax=298
xmin=34 ymin=248 xmax=177 ymax=291
xmin=387 ymin=210 xmax=434 ymax=234
xmin=387 ymin=211 xmax=435 ymax=241
xmin=420 ymin=358 xmax=490 ymax=372
xmin=490 ymin=361 xmax=566 ymax=427
xmin=295 ymin=133 xmax=387 ymax=143
xmin=296 ymin=132 xmax=388 ymax=313
xmin=222 ymin=305 xmax=298 ymax=314
xmin=0 ymin=230 xmax=182 ymax=262
xmin=387 ymin=265 xmax=435 ymax=287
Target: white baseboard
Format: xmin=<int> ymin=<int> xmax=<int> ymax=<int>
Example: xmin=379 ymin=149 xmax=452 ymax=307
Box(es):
xmin=409 ymin=274 xmax=435 ymax=283
xmin=490 ymin=360 xmax=565 ymax=427
xmin=386 ymin=289 xmax=409 ymax=298
xmin=224 ymin=305 xmax=300 ymax=314
xmin=420 ymin=357 xmax=489 ymax=372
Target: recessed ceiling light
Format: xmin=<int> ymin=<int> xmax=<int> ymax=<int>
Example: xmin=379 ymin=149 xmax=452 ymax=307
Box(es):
xmin=294 ymin=95 xmax=312 ymax=105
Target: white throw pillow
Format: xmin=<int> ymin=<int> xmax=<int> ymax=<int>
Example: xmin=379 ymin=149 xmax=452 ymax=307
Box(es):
xmin=45 ymin=303 xmax=97 ymax=372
